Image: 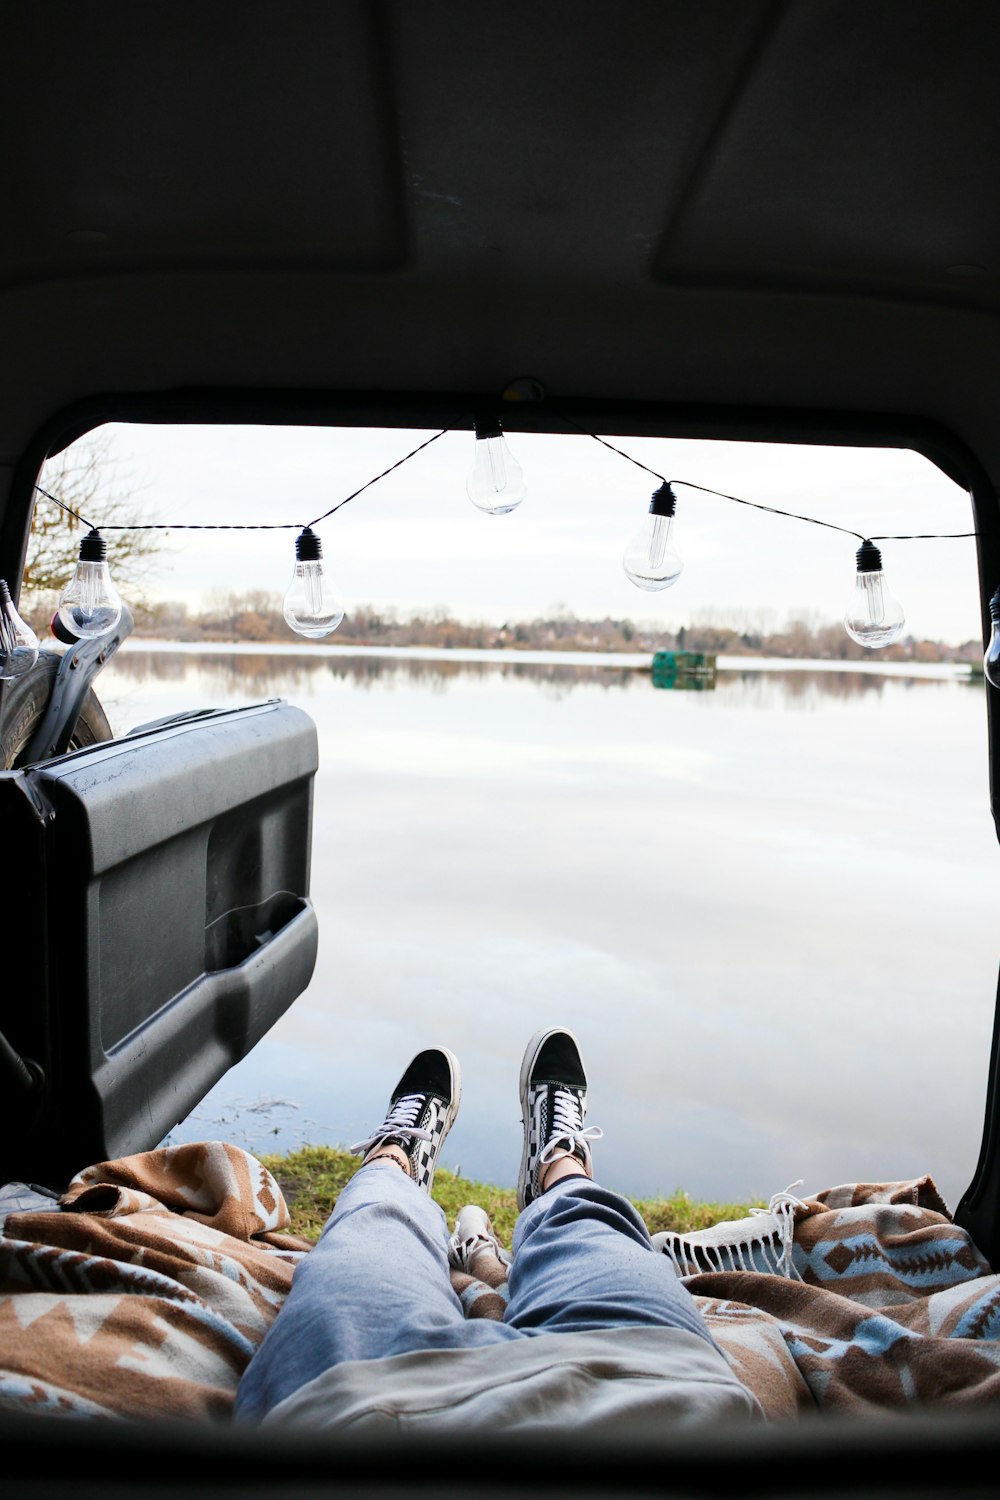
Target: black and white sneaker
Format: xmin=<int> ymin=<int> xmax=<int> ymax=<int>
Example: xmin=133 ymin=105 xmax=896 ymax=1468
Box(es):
xmin=517 ymin=1027 xmax=603 ymax=1210
xmin=350 ymin=1046 xmax=461 ymax=1193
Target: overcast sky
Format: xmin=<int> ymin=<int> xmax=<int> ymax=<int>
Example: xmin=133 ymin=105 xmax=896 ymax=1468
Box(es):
xmin=49 ymin=421 xmax=983 ymax=645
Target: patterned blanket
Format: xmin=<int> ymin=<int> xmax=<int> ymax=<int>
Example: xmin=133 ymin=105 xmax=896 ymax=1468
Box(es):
xmin=453 ymin=1176 xmax=1000 ymax=1420
xmin=0 ymin=1143 xmax=311 ymax=1420
xmin=2 ymin=1147 xmax=998 ymax=1422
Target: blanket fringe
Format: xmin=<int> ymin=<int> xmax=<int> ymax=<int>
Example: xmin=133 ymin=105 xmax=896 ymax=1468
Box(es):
xmin=651 ymin=1182 xmax=807 ymax=1281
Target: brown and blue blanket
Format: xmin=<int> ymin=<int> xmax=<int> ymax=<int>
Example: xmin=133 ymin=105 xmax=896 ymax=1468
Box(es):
xmin=1 ymin=1145 xmax=998 ymax=1421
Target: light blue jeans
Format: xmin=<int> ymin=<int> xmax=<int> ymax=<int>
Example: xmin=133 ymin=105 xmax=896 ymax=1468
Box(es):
xmin=235 ymin=1161 xmax=717 ymax=1422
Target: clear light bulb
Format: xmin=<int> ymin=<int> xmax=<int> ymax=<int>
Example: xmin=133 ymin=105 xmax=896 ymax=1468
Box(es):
xmin=0 ymin=578 xmax=39 ymax=680
xmin=466 ymin=417 xmax=526 ymax=514
xmin=984 ymin=586 xmax=1000 ymax=687
xmin=283 ymin=527 xmax=345 ymax=638
xmin=843 ymin=540 xmax=905 ymax=648
xmin=623 ymin=482 xmax=684 ymax=590
xmin=57 ymin=529 xmax=123 ymax=639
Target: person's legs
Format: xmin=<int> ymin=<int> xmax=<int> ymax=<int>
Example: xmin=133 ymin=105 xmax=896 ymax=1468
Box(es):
xmin=506 ymin=1175 xmax=718 ymax=1345
xmin=504 ymin=1028 xmax=721 ymax=1350
xmin=235 ymin=1048 xmax=518 ymax=1422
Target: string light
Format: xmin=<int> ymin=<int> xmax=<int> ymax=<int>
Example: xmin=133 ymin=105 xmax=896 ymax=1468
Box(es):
xmin=0 ymin=579 xmax=39 ymax=679
xmin=56 ymin=529 xmax=122 ymax=639
xmin=984 ymin=587 xmax=1000 ymax=687
xmin=283 ymin=527 xmax=344 ymax=639
xmin=557 ymin=415 xmax=981 ymax=651
xmin=844 ymin=541 xmax=905 ymax=647
xmin=25 ymin=418 xmax=985 ymax=655
xmin=622 ymin=482 xmax=683 ymax=591
xmin=466 ymin=416 xmax=526 ymax=514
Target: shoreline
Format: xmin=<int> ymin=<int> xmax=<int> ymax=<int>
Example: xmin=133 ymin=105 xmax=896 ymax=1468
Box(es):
xmin=114 ymin=639 xmax=979 ymax=681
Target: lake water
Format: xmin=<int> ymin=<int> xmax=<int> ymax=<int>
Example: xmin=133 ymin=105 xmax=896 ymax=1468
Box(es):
xmin=96 ymin=646 xmax=1000 ymax=1213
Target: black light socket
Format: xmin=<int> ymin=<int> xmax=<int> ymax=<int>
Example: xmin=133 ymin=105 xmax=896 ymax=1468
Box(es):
xmin=78 ymin=529 xmax=107 ymax=562
xmin=990 ymin=586 xmax=1000 ymax=622
xmin=474 ymin=415 xmax=503 ymax=441
xmin=856 ymin=540 xmax=883 ymax=573
xmin=295 ymin=527 xmax=323 ymax=562
xmin=649 ymin=482 xmax=677 ymax=518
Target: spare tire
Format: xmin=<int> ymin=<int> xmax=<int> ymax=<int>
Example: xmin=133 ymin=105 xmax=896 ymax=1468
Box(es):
xmin=0 ymin=650 xmax=113 ymax=769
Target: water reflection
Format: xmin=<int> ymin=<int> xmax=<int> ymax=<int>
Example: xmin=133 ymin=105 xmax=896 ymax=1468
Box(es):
xmin=652 ymin=673 xmax=716 ymax=692
xmin=98 ymin=647 xmax=997 ymax=1212
xmin=719 ymin=669 xmax=893 ymax=709
xmin=110 ymin=649 xmax=329 ymax=694
xmin=111 ymin=646 xmax=978 ymax=705
xmin=110 ymin=648 xmax=664 ymax=708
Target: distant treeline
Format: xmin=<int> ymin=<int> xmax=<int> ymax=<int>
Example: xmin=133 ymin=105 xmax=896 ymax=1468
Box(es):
xmin=130 ymin=593 xmax=984 ymax=663
xmin=24 ymin=590 xmax=984 ymax=663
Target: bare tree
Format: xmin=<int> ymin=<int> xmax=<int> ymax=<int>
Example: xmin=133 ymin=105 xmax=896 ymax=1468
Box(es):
xmin=23 ymin=434 xmax=165 ymax=603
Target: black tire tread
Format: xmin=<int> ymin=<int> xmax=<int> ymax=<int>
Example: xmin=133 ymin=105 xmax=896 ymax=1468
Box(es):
xmin=0 ymin=651 xmax=112 ymax=769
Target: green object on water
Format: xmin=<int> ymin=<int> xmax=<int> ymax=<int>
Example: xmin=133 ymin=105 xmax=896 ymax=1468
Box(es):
xmin=651 ymin=650 xmax=717 ymax=691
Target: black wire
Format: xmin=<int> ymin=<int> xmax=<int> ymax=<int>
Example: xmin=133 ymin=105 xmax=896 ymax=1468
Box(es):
xmin=31 ymin=421 xmax=982 ymax=547
xmin=671 ymin=487 xmax=981 ymax=543
xmin=566 ymin=420 xmax=981 ymax=545
xmin=31 ymin=428 xmax=450 ymax=536
xmin=670 ymin=478 xmax=867 ymax=541
xmin=32 ymin=485 xmax=98 ymax=530
xmin=33 ymin=483 xmax=301 ymax=532
xmin=306 ymin=428 xmax=448 ymax=526
xmin=869 ymin=531 xmax=978 ymax=541
xmin=580 ymin=430 xmax=669 ymax=485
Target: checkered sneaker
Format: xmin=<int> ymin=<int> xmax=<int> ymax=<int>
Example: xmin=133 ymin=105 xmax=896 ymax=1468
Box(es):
xmin=517 ymin=1028 xmax=603 ymax=1209
xmin=351 ymin=1046 xmax=461 ymax=1194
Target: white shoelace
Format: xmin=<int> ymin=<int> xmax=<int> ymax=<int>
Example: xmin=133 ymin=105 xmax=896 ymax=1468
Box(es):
xmin=539 ymin=1087 xmax=603 ymax=1169
xmin=350 ymin=1092 xmax=433 ymax=1157
xmin=448 ymin=1231 xmax=513 ymax=1271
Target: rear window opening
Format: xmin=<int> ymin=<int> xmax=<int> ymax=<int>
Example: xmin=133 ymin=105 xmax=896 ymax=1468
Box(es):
xmin=22 ymin=421 xmax=994 ymax=1216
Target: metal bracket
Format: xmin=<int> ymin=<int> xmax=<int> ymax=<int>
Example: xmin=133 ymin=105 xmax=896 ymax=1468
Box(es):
xmin=22 ymin=604 xmax=134 ymax=765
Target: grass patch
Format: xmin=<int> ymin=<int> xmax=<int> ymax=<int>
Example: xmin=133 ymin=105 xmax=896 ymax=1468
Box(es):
xmin=262 ymin=1145 xmax=764 ymax=1245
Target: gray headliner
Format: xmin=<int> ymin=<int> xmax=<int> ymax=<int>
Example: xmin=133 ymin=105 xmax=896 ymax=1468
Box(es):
xmin=2 ymin=1 xmax=1000 ymax=554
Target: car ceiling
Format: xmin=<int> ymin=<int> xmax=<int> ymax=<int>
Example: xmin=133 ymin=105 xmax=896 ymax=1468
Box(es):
xmin=3 ymin=0 xmax=1000 ymax=574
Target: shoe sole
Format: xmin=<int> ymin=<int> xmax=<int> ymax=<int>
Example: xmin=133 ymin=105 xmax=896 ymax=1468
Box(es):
xmin=517 ymin=1026 xmax=583 ymax=1211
